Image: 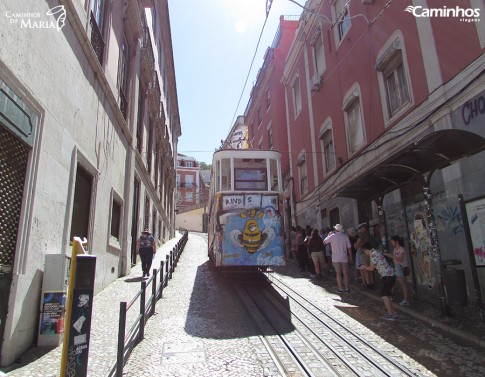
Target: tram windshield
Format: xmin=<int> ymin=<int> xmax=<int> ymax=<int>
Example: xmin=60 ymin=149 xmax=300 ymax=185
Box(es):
xmin=214 ymin=156 xmax=280 ymax=192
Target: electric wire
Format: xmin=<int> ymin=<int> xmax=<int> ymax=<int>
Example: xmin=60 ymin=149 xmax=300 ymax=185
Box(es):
xmin=226 ymin=1 xmax=275 ymax=137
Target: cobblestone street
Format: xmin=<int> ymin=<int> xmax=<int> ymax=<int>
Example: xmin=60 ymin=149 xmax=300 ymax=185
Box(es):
xmin=3 ymin=232 xmax=485 ymax=376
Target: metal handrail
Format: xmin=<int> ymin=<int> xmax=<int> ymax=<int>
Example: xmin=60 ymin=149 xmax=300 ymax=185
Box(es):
xmin=112 ymin=231 xmax=189 ymax=377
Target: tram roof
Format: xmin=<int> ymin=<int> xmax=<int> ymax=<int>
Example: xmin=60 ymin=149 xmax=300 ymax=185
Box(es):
xmin=212 ymin=149 xmax=281 ymax=163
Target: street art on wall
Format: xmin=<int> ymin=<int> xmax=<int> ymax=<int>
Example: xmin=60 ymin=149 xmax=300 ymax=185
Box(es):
xmin=407 ymin=204 xmax=435 ymax=289
xmin=465 ymin=197 xmax=485 ymax=267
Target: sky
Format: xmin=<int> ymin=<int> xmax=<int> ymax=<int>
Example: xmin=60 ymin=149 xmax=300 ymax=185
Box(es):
xmin=168 ymin=0 xmax=303 ymax=165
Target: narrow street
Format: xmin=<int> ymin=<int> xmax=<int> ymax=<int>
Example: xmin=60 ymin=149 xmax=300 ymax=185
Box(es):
xmin=122 ymin=232 xmax=485 ymax=376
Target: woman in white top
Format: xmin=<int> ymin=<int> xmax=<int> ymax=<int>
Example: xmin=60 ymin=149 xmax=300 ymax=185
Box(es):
xmin=388 ymin=235 xmax=410 ymax=306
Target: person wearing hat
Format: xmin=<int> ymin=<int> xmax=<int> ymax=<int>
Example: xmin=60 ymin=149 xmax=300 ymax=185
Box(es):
xmin=324 ymin=224 xmax=352 ymax=293
xmin=136 ymin=228 xmax=156 ymax=278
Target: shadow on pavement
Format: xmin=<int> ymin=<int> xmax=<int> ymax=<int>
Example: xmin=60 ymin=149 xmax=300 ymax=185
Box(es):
xmin=184 ymin=261 xmax=294 ymax=339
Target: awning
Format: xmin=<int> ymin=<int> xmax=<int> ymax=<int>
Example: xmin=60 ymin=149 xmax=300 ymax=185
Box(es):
xmin=332 ymin=130 xmax=485 ymax=202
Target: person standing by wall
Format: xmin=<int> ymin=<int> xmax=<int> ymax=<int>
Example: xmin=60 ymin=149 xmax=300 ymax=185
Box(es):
xmin=354 ymin=223 xmax=379 ymax=289
xmin=324 ymin=224 xmax=352 ymax=293
xmin=388 ymin=235 xmax=411 ymax=306
xmin=360 ymin=242 xmax=397 ymax=321
xmin=297 ymin=227 xmax=308 ymax=272
xmin=136 ymin=228 xmax=156 ymax=278
xmin=308 ymin=229 xmax=327 ymax=280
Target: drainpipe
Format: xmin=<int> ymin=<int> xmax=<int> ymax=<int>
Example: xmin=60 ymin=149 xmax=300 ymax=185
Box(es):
xmin=424 ymin=171 xmax=450 ymax=317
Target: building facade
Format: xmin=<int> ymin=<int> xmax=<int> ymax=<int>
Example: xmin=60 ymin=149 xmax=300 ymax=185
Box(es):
xmin=0 ymin=0 xmax=180 ymax=365
xmin=244 ymin=0 xmax=485 ymax=315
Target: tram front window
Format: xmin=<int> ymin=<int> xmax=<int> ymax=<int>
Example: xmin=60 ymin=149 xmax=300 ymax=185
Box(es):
xmin=234 ymin=158 xmax=267 ymax=191
xmin=221 ymin=158 xmax=231 ymax=190
xmin=269 ymin=159 xmax=279 ymax=191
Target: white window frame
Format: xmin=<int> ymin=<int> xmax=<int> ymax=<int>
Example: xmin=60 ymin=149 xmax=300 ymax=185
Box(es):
xmin=297 ymin=151 xmax=308 ymax=196
xmin=108 ymin=188 xmax=123 ymax=249
xmin=292 ymin=74 xmax=302 ymax=118
xmin=311 ymin=27 xmax=326 ymax=78
xmin=332 ymin=0 xmax=351 ymax=47
xmin=376 ymin=33 xmax=413 ymax=125
xmin=342 ymin=85 xmax=366 ymax=156
xmin=320 ymin=119 xmax=336 ymax=174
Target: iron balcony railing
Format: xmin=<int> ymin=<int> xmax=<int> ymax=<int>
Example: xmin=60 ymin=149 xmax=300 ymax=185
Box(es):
xmin=90 ymin=12 xmax=105 ymax=65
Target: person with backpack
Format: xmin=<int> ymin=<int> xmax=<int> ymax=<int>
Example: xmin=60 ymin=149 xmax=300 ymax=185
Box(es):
xmin=136 ymin=228 xmax=156 ymax=278
xmin=360 ymin=242 xmax=397 ymax=321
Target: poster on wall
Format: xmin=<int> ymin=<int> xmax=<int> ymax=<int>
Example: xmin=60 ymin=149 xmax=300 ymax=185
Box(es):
xmin=465 ymin=197 xmax=485 ymax=267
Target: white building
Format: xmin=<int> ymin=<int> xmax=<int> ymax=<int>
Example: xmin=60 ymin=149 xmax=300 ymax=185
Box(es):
xmin=0 ymin=0 xmax=180 ymax=366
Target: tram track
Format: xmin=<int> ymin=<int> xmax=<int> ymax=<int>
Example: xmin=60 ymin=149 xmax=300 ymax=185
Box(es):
xmin=234 ymin=273 xmax=430 ymax=376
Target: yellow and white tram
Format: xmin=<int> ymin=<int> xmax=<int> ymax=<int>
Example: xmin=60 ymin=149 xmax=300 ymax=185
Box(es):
xmin=207 ymin=149 xmax=286 ymax=269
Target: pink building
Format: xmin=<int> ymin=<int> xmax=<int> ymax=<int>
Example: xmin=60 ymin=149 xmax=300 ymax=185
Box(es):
xmin=246 ymin=15 xmax=299 ymax=180
xmin=244 ymin=0 xmax=485 ymax=313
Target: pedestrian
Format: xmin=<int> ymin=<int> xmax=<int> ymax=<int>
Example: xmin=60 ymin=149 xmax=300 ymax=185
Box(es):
xmin=308 ymin=229 xmax=327 ymax=280
xmin=347 ymin=227 xmax=360 ymax=283
xmin=297 ymin=227 xmax=308 ymax=272
xmin=304 ymin=227 xmax=315 ymax=276
xmin=354 ymin=222 xmax=379 ymax=289
xmin=136 ymin=228 xmax=156 ymax=277
xmin=360 ymin=242 xmax=398 ymax=321
xmin=289 ymin=226 xmax=297 ymax=259
xmin=324 ymin=224 xmax=352 ymax=293
xmin=389 ymin=235 xmax=411 ymax=306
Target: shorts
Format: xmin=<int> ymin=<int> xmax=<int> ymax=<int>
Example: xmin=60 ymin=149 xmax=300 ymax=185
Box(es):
xmin=333 ymin=261 xmax=349 ymax=274
xmin=395 ymin=264 xmax=404 ymax=277
xmin=311 ymin=251 xmax=326 ymax=267
xmin=380 ymin=275 xmax=396 ymax=297
xmin=355 ymin=250 xmax=361 ymax=268
xmin=360 ymin=253 xmax=370 ymax=267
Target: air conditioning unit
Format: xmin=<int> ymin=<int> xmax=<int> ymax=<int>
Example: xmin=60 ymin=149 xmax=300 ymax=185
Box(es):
xmin=311 ymin=74 xmax=322 ymax=91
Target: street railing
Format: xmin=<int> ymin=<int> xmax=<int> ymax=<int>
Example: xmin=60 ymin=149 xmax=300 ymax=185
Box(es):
xmin=110 ymin=231 xmax=188 ymax=377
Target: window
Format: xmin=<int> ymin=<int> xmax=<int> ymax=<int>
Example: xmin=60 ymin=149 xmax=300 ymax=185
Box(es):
xmin=90 ymin=0 xmax=104 ymax=27
xmin=269 ymin=159 xmax=279 ymax=191
xmin=312 ymin=28 xmax=325 ymax=77
xmin=385 ymin=60 xmax=410 ymax=116
xmin=118 ymin=40 xmax=129 ymax=119
xmin=320 ymin=122 xmax=336 ymax=173
xmin=220 ymin=159 xmax=231 ymax=190
xmin=266 ymin=87 xmax=271 ymax=109
xmin=70 ymin=165 xmax=93 ymax=241
xmin=258 ymin=105 xmax=262 ymax=126
xmin=186 ymin=161 xmax=193 ymax=167
xmin=343 ymin=88 xmax=365 ymax=155
xmin=250 ymin=120 xmax=255 ymax=141
xmin=297 ymin=153 xmax=308 ymax=196
xmin=185 ymin=192 xmax=193 ymax=201
xmin=292 ymin=76 xmax=302 ymax=117
xmin=110 ymin=194 xmax=122 ymax=240
xmin=334 ymin=0 xmax=351 ymax=42
xmin=185 ymin=174 xmax=194 ymax=188
xmin=376 ymin=37 xmax=412 ymax=120
xmin=233 ymin=158 xmax=269 ymax=191
xmin=268 ymin=127 xmax=273 ymax=149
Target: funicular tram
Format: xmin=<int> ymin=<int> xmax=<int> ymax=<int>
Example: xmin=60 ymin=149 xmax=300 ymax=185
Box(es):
xmin=207 ymin=149 xmax=286 ymax=276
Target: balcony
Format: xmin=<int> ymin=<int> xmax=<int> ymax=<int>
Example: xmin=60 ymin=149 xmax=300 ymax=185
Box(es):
xmin=120 ymin=88 xmax=128 ymax=120
xmin=147 ymin=71 xmax=161 ymax=117
xmin=140 ymin=24 xmax=154 ymax=85
xmin=90 ymin=12 xmax=105 ymax=65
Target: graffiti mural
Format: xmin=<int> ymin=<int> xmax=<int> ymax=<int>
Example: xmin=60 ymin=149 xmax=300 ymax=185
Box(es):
xmin=407 ymin=204 xmax=435 ymax=289
xmin=213 ymin=193 xmax=285 ymax=266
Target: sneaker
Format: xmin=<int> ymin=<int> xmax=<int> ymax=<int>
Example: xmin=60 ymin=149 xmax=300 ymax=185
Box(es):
xmin=399 ymin=300 xmax=410 ymax=306
xmin=344 ymin=289 xmax=350 ymax=293
xmin=379 ymin=314 xmax=397 ymax=321
xmin=337 ymin=289 xmax=344 ymax=293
